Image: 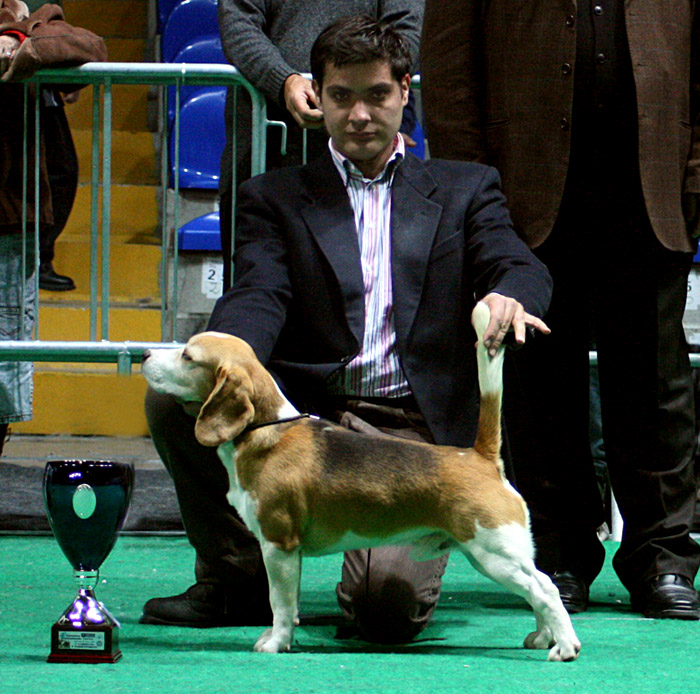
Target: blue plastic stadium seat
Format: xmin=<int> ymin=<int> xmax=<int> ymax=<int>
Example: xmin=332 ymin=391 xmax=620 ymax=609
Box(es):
xmin=172 ymin=34 xmax=225 ymax=64
xmin=157 ymin=0 xmax=180 ymax=33
xmin=169 ymin=87 xmax=226 ymax=189
xmin=178 ymin=211 xmax=222 ymax=251
xmin=167 ymin=35 xmax=226 ymax=122
xmin=161 ymin=0 xmax=219 ymax=63
xmin=407 ymin=119 xmax=425 ymax=160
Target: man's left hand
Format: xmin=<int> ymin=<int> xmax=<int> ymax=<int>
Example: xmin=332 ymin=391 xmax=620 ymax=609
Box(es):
xmin=283 ymin=73 xmax=324 ymax=128
xmin=477 ymin=292 xmax=550 ymax=357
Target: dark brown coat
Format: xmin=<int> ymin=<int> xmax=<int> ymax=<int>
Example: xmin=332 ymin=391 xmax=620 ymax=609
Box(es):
xmin=421 ymin=0 xmax=700 ymax=253
xmin=0 ymin=0 xmax=106 ymax=229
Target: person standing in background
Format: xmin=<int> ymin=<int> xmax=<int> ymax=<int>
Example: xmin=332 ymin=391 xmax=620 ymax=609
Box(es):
xmin=0 ymin=0 xmax=107 ymax=452
xmin=23 ymin=0 xmax=80 ymax=291
xmin=420 ymin=0 xmax=700 ymax=618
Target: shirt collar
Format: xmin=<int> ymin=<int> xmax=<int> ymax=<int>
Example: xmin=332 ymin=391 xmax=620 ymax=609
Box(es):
xmin=329 ymin=135 xmax=405 ymax=187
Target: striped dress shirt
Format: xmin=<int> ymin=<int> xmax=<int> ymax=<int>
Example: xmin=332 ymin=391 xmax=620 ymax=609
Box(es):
xmin=327 ymin=136 xmax=412 ymax=399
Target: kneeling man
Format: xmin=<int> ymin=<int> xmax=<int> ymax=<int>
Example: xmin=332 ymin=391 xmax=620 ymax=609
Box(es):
xmin=141 ymin=14 xmax=552 ymax=644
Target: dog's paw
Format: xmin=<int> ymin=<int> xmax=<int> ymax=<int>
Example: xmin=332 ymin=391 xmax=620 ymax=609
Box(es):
xmin=523 ymin=628 xmax=554 ymax=650
xmin=254 ymin=628 xmax=291 ymax=654
xmin=546 ymin=639 xmax=581 ymax=662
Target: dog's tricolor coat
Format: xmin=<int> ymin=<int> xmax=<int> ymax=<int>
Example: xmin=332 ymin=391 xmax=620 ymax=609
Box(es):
xmin=141 ymin=302 xmax=581 ymax=661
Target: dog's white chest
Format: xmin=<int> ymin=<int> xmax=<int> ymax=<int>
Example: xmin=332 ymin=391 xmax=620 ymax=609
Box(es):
xmin=216 ymin=442 xmax=262 ymax=539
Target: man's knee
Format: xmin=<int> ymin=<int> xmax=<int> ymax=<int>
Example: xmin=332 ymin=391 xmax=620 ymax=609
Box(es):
xmin=144 ymin=386 xmax=204 ymax=477
xmin=342 ymin=575 xmax=431 ymax=644
xmin=337 ymin=548 xmax=446 ymax=644
xmin=145 ymin=386 xmax=182 ymax=436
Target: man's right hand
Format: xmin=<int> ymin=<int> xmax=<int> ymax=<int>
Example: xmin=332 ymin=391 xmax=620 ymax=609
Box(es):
xmin=283 ymin=73 xmax=324 ymax=128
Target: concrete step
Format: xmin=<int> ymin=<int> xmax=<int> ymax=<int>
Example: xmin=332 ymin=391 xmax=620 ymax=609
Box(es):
xmin=63 ymin=0 xmax=148 ymax=39
xmin=72 ymin=129 xmax=158 ymax=186
xmin=104 ymin=37 xmax=150 ymax=63
xmin=62 ymin=183 xmax=160 ymax=240
xmin=12 ymin=368 xmax=150 ymax=436
xmin=65 ymin=84 xmax=151 ymax=132
xmin=43 ymin=239 xmax=162 ymax=304
xmin=36 ymin=302 xmax=162 ymax=342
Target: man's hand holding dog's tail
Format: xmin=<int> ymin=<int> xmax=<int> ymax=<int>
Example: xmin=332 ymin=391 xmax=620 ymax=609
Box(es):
xmin=477 ymin=293 xmax=551 ymax=357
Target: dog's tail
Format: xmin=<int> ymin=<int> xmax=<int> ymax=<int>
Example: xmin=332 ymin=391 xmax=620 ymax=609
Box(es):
xmin=472 ymin=301 xmax=505 ymax=468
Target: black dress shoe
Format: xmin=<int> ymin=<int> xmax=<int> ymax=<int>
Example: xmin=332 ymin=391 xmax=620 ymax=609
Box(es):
xmin=39 ymin=262 xmax=76 ymax=291
xmin=630 ymin=574 xmax=700 ymax=620
xmin=552 ymin=571 xmax=589 ymax=613
xmin=139 ymin=582 xmax=272 ymax=628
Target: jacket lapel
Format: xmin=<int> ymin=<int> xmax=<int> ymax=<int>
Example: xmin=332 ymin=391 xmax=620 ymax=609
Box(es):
xmin=300 ymin=152 xmax=365 ymax=343
xmin=298 ymin=151 xmax=443 ymax=347
xmin=390 ymin=155 xmax=442 ymax=342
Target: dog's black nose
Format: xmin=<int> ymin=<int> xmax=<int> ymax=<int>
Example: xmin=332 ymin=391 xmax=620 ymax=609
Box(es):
xmin=141 ymin=349 xmax=151 ymax=363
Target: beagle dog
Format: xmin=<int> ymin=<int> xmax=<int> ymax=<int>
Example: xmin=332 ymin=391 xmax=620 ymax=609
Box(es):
xmin=141 ymin=302 xmax=581 ymax=661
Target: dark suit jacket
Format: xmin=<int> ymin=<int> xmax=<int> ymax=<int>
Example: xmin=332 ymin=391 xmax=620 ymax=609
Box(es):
xmin=208 ymin=150 xmax=552 ymax=447
xmin=421 ymin=0 xmax=700 ymax=253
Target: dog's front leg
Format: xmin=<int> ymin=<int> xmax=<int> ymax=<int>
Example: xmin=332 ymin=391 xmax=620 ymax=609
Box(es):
xmin=254 ymin=542 xmax=301 ymax=653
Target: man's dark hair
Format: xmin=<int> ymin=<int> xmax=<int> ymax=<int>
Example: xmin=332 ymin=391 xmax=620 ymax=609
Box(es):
xmin=310 ymin=14 xmax=412 ymax=88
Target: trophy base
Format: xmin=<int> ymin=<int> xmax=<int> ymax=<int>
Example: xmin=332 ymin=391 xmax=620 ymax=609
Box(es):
xmin=48 ymin=623 xmax=122 ymax=664
xmin=47 ymin=590 xmax=123 ymax=664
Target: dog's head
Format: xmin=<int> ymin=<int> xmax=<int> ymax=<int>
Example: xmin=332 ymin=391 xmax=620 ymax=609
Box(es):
xmin=142 ymin=332 xmax=274 ymax=447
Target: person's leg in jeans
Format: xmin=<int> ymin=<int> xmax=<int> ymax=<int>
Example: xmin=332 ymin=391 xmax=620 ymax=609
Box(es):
xmin=0 ymin=235 xmax=36 ymax=449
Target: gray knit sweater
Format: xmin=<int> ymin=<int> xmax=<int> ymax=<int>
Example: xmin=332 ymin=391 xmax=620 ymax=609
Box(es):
xmin=218 ymin=0 xmax=424 ymax=108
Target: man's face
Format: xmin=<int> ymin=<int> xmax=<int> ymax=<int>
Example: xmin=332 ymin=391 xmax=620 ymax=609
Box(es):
xmin=314 ymin=60 xmax=410 ymax=179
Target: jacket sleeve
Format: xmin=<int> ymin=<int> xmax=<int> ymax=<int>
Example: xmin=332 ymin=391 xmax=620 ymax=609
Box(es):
xmin=207 ymin=176 xmax=292 ymax=364
xmin=464 ymin=165 xmax=552 ymax=318
xmin=218 ymin=0 xmax=425 ymax=108
xmin=420 ymin=0 xmax=486 ymax=162
xmin=685 ymin=4 xmax=700 ymax=195
xmin=0 ymin=4 xmax=107 ymax=82
xmin=218 ymin=0 xmax=295 ymax=106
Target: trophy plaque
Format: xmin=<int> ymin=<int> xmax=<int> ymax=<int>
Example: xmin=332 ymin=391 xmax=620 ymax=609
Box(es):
xmin=43 ymin=460 xmax=134 ymax=663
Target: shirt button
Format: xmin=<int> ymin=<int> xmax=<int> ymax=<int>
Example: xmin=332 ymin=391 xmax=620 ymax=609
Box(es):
xmin=593 ymin=5 xmax=603 ymax=15
xmin=560 ymin=117 xmax=570 ymax=131
xmin=566 ymin=14 xmax=575 ymax=27
xmin=562 ymin=62 xmax=572 ymax=76
xmin=596 ymin=52 xmax=606 ymax=64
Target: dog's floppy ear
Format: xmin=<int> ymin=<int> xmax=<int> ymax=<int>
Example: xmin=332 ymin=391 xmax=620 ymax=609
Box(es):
xmin=194 ymin=365 xmax=254 ymax=446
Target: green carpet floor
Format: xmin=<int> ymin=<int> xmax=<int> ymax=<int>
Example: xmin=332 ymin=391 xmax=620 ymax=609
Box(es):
xmin=1 ymin=535 xmax=697 ymax=693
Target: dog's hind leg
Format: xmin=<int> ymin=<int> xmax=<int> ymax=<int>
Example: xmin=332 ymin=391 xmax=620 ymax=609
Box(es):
xmin=461 ymin=524 xmax=581 ymax=662
xmin=254 ymin=543 xmax=302 ymax=653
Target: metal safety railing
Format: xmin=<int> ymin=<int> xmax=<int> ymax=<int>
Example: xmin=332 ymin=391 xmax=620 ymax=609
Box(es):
xmin=1 ymin=62 xmax=282 ymax=372
xmin=3 ymin=65 xmax=699 ymax=376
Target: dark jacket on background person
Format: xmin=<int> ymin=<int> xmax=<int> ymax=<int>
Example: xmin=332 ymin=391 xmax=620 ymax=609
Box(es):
xmin=0 ymin=0 xmax=106 ymax=230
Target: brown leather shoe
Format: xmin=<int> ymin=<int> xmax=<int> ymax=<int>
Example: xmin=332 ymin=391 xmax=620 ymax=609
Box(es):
xmin=630 ymin=574 xmax=700 ymax=620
